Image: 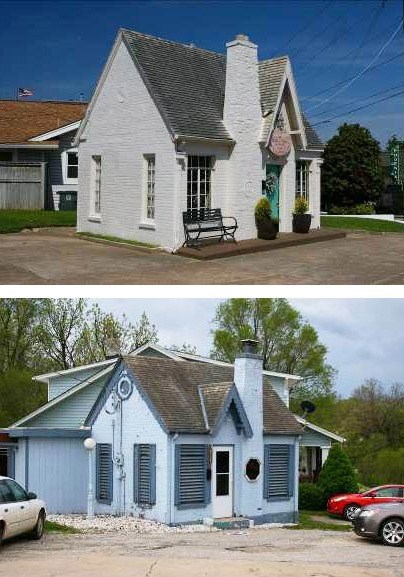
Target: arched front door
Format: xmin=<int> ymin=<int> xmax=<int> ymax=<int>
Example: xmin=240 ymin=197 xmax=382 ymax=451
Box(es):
xmin=265 ymin=164 xmax=281 ymax=221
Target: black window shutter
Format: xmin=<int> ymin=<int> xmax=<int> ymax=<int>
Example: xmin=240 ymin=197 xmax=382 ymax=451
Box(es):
xmin=96 ymin=443 xmax=113 ymax=504
xmin=134 ymin=444 xmax=156 ymax=506
xmin=174 ymin=444 xmax=208 ymax=507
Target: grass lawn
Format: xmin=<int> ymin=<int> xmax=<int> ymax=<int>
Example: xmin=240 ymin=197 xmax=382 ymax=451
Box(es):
xmin=321 ymin=216 xmax=404 ymax=233
xmin=0 ymin=210 xmax=76 ymax=234
xmin=45 ymin=520 xmax=79 ymax=534
xmin=287 ymin=510 xmax=352 ymax=532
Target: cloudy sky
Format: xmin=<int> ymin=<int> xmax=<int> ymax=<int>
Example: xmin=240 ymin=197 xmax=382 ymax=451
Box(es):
xmin=96 ymin=298 xmax=404 ymax=398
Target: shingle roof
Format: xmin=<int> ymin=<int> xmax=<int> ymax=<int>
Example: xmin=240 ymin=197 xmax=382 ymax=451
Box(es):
xmin=302 ymin=113 xmax=324 ymax=150
xmin=121 ymin=29 xmax=231 ymax=141
xmin=124 ymin=356 xmax=302 ymax=435
xmin=0 ymin=100 xmax=86 ymax=144
xmin=259 ymin=56 xmax=289 ymax=141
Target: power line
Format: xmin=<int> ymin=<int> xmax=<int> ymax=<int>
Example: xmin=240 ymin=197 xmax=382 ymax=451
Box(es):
xmin=311 ymin=89 xmax=404 ymax=126
xmin=269 ymin=0 xmax=333 ymax=57
xmin=301 ymin=50 xmax=404 ymax=103
xmin=310 ymin=83 xmax=404 ymax=120
xmin=306 ymin=19 xmax=404 ymax=113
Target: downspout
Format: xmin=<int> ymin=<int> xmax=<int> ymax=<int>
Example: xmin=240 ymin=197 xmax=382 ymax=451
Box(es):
xmin=295 ymin=436 xmax=300 ymax=522
xmin=169 ymin=433 xmax=179 ymax=525
xmin=24 ymin=438 xmax=29 ymax=491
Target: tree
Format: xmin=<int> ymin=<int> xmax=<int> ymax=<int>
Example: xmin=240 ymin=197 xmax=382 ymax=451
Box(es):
xmin=0 ymin=299 xmax=42 ymax=372
xmin=322 ymin=123 xmax=384 ymax=211
xmin=318 ymin=444 xmax=359 ymax=500
xmin=0 ymin=369 xmax=46 ymax=427
xmin=211 ymin=298 xmax=335 ymax=398
xmin=170 ymin=342 xmax=197 ymax=355
xmin=36 ymin=301 xmax=159 ymax=369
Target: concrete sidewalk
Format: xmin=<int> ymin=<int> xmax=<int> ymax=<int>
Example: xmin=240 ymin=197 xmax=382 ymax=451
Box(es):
xmin=1 ymin=227 xmax=404 ymax=284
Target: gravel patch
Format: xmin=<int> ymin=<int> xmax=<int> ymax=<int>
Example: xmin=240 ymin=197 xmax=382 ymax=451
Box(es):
xmin=47 ymin=514 xmax=219 ymax=534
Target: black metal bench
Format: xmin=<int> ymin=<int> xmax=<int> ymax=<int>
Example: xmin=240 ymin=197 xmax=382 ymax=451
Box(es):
xmin=182 ymin=208 xmax=238 ymax=247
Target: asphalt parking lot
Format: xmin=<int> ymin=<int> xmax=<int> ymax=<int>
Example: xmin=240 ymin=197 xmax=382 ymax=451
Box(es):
xmin=2 ymin=228 xmax=404 ymax=284
xmin=0 ymin=527 xmax=402 ymax=577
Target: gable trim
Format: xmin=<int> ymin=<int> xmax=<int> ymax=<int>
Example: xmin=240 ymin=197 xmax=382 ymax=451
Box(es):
xmin=29 ymin=121 xmax=81 ymax=142
xmin=11 ymin=364 xmax=116 ymax=428
xmin=213 ymin=383 xmax=253 ymax=438
xmin=295 ymin=416 xmax=345 ymax=442
xmin=263 ymin=62 xmax=307 ymax=150
xmin=7 ymin=428 xmax=91 ymax=438
xmin=85 ymin=360 xmax=169 ymax=434
xmin=33 ymin=357 xmax=117 ymax=383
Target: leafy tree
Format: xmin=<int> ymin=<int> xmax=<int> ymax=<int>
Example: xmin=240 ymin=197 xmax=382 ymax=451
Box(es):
xmin=36 ymin=301 xmax=159 ymax=369
xmin=0 ymin=369 xmax=46 ymax=427
xmin=170 ymin=342 xmax=197 ymax=355
xmin=318 ymin=444 xmax=358 ymax=500
xmin=322 ymin=123 xmax=384 ymax=211
xmin=0 ymin=299 xmax=42 ymax=372
xmin=211 ymin=298 xmax=335 ymax=398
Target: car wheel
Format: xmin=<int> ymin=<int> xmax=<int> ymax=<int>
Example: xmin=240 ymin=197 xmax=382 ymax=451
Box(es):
xmin=381 ymin=518 xmax=404 ymax=547
xmin=32 ymin=511 xmax=46 ymax=540
xmin=343 ymin=504 xmax=361 ymax=521
xmin=0 ymin=523 xmax=4 ymax=546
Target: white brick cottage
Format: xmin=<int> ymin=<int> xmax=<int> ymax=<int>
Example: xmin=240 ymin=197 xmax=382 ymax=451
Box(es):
xmin=75 ymin=29 xmax=324 ymax=251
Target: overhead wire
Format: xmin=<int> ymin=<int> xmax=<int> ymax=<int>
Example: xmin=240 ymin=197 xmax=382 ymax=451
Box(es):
xmin=311 ymin=89 xmax=404 ymax=126
xmin=306 ymin=18 xmax=404 ymax=113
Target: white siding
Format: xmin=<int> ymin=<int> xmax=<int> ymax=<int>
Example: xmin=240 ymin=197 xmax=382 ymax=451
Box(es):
xmin=77 ymin=40 xmax=176 ymax=249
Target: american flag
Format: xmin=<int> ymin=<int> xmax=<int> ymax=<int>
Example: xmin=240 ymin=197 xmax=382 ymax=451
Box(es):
xmin=18 ymin=88 xmax=33 ymax=98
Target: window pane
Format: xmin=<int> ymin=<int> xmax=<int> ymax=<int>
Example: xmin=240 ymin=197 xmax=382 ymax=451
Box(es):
xmin=67 ymin=165 xmax=78 ymax=179
xmin=68 ymin=152 xmax=78 ymax=166
xmin=216 ymin=474 xmax=229 ymax=496
xmin=0 ymin=481 xmax=15 ymax=503
xmin=216 ymin=451 xmax=229 ymax=474
xmin=5 ymin=479 xmax=27 ymax=501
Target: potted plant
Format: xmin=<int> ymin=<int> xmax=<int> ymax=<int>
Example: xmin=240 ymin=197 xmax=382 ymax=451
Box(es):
xmin=293 ymin=196 xmax=312 ymax=233
xmin=255 ymin=197 xmax=277 ymax=240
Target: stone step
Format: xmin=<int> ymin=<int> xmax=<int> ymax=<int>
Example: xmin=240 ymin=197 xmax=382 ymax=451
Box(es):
xmin=213 ymin=517 xmax=251 ymax=530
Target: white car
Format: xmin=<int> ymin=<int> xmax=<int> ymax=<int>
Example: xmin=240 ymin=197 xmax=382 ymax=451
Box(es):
xmin=0 ymin=476 xmax=46 ymax=545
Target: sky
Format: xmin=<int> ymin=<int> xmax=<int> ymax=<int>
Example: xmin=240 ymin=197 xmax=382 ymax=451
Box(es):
xmin=0 ymin=0 xmax=403 ymax=146
xmin=96 ymin=298 xmax=404 ymax=398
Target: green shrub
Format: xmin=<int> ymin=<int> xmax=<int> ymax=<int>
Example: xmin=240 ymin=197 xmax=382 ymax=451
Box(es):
xmin=329 ymin=203 xmax=375 ymax=215
xmin=255 ymin=197 xmax=271 ymax=223
xmin=299 ymin=483 xmax=326 ymax=510
xmin=294 ymin=196 xmax=308 ymax=214
xmin=318 ymin=444 xmax=359 ymax=501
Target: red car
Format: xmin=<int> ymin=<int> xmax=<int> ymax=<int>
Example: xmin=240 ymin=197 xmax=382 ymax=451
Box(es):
xmin=327 ymin=484 xmax=404 ymax=521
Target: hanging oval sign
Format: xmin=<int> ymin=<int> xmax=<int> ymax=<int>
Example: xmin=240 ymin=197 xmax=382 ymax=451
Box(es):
xmin=116 ymin=375 xmax=133 ymax=401
xmin=268 ymin=128 xmax=291 ymax=157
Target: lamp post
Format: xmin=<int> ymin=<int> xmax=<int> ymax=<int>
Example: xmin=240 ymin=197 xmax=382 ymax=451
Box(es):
xmin=84 ymin=437 xmax=96 ymax=519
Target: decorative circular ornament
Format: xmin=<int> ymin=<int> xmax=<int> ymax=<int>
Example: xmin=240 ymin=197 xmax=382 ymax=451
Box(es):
xmin=116 ymin=375 xmax=133 ymax=401
xmin=268 ymin=128 xmax=291 ymax=157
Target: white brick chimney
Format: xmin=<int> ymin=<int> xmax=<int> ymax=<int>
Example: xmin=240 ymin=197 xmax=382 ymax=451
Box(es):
xmin=223 ymin=34 xmax=262 ymax=241
xmin=233 ymin=339 xmax=264 ymax=517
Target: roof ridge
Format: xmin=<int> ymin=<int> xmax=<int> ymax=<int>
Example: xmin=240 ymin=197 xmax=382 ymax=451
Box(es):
xmin=120 ymin=28 xmax=225 ymax=58
xmin=259 ymin=55 xmax=289 ymax=64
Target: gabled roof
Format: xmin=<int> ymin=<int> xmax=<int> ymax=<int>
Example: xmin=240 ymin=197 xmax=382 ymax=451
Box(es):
xmin=301 ymin=113 xmax=324 ymax=151
xmin=121 ymin=29 xmax=232 ymax=142
xmin=0 ymin=100 xmax=86 ymax=144
xmin=259 ymin=56 xmax=289 ymax=140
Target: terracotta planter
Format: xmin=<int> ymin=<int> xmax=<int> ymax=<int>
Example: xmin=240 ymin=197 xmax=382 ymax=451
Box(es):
xmin=293 ymin=213 xmax=312 ymax=234
xmin=256 ymin=219 xmax=277 ymax=240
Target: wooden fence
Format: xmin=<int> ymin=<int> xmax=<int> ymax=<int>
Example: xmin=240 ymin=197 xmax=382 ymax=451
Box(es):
xmin=0 ymin=162 xmax=47 ymax=209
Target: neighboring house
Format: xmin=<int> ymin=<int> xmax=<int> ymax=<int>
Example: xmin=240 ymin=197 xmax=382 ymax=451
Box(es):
xmin=75 ymin=29 xmax=324 ymax=251
xmin=0 ymin=100 xmax=86 ymax=209
xmin=1 ymin=341 xmax=341 ymax=524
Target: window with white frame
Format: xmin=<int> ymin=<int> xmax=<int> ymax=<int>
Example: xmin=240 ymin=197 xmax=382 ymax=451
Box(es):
xmin=296 ymin=160 xmax=310 ymax=201
xmin=144 ymin=155 xmax=155 ymax=220
xmin=187 ymin=156 xmax=213 ymax=211
xmin=92 ymin=155 xmax=102 ymax=215
xmin=66 ymin=150 xmax=78 ymax=180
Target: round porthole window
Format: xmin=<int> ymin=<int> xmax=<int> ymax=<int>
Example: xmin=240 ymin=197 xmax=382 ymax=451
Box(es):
xmin=245 ymin=458 xmax=261 ymax=482
xmin=116 ymin=375 xmax=133 ymax=401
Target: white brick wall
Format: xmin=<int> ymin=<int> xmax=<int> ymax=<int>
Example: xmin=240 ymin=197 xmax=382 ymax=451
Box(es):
xmin=223 ymin=36 xmax=263 ymax=240
xmin=77 ymin=40 xmax=176 ymax=249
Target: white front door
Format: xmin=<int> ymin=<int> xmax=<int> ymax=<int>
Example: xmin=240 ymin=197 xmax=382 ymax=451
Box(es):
xmin=212 ymin=446 xmax=233 ymax=518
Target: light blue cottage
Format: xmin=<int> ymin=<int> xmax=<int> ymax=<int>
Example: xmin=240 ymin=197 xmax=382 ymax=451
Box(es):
xmin=2 ymin=341 xmax=340 ymax=525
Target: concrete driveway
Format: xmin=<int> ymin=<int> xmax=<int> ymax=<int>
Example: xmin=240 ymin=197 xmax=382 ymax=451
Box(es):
xmin=1 ymin=227 xmax=404 ymax=284
xmin=0 ymin=526 xmax=402 ymax=577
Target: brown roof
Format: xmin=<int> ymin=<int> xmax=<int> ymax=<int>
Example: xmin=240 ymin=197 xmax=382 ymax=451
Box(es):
xmin=0 ymin=100 xmax=87 ymax=144
xmin=124 ymin=356 xmax=302 ymax=435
